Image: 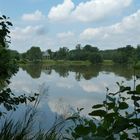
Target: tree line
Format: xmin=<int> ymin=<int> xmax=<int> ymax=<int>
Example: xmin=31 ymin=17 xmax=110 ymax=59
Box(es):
xmin=10 ymin=44 xmax=140 ymax=64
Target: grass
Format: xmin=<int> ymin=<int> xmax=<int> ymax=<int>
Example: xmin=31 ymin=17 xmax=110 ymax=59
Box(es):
xmin=19 ymin=59 xmax=92 ymax=66
xmin=102 ymin=60 xmax=114 ymax=65
xmin=0 ymin=107 xmax=66 ymax=140
xmin=19 ymin=59 xmax=116 ymax=66
xmin=42 ymin=60 xmax=92 ymax=66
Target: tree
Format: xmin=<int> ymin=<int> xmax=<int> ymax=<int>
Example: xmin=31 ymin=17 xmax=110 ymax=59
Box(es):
xmin=0 ymin=15 xmax=37 ymax=116
xmin=75 ymin=44 xmax=81 ymax=50
xmin=83 ymin=44 xmax=99 ymax=52
xmin=47 ymin=49 xmax=52 ymax=59
xmin=54 ymin=47 xmax=69 ymax=60
xmin=113 ymin=45 xmax=136 ymax=64
xmin=0 ymin=15 xmax=18 ymax=81
xmin=9 ymin=50 xmax=20 ymax=60
xmin=88 ymin=53 xmax=103 ymax=64
xmin=26 ymin=46 xmax=42 ymax=61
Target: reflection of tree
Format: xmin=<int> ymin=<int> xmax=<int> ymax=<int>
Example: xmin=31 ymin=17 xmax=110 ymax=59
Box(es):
xmin=75 ymin=72 xmax=82 ymax=81
xmin=42 ymin=66 xmax=52 ymax=75
xmin=20 ymin=63 xmax=138 ymax=81
xmin=52 ymin=65 xmax=100 ymax=80
xmin=100 ymin=65 xmax=135 ymax=81
xmin=78 ymin=65 xmax=101 ymax=80
xmin=21 ymin=63 xmax=42 ymax=79
xmin=53 ymin=66 xmax=69 ymax=78
xmin=50 ymin=64 xmax=136 ymax=81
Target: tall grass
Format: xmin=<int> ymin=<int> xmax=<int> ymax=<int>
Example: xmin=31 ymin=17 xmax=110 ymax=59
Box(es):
xmin=0 ymin=99 xmax=66 ymax=140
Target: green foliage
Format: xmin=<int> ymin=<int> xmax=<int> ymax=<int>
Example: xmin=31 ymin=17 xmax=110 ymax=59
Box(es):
xmin=0 ymin=16 xmax=39 ymax=116
xmin=53 ymin=47 xmax=69 ymax=60
xmin=83 ymin=44 xmax=99 ymax=52
xmin=0 ymin=15 xmax=18 ymax=81
xmin=88 ymin=53 xmax=103 ymax=64
xmin=66 ymin=73 xmax=140 ymax=139
xmin=113 ymin=45 xmax=136 ymax=64
xmin=26 ymin=46 xmax=42 ymax=61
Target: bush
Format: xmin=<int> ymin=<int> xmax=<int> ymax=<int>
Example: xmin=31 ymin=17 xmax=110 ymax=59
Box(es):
xmin=88 ymin=53 xmax=103 ymax=64
xmin=65 ymin=74 xmax=140 ymax=139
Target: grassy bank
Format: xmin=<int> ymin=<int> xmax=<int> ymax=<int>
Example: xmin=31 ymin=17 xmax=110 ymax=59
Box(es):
xmin=19 ymin=59 xmax=116 ymax=66
xmin=19 ymin=59 xmax=92 ymax=66
xmin=42 ymin=60 xmax=92 ymax=66
xmin=102 ymin=60 xmax=114 ymax=65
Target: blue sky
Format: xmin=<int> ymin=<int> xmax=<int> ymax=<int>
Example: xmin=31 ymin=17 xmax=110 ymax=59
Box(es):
xmin=0 ymin=0 xmax=140 ymax=52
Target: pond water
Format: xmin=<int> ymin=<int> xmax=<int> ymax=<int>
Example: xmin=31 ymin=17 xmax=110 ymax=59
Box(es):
xmin=7 ymin=64 xmax=139 ymax=129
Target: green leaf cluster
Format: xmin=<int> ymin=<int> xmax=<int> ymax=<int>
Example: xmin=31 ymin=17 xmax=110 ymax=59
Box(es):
xmin=66 ymin=75 xmax=140 ymax=139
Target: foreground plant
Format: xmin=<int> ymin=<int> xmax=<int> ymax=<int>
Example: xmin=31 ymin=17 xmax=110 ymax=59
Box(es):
xmin=65 ymin=74 xmax=140 ymax=139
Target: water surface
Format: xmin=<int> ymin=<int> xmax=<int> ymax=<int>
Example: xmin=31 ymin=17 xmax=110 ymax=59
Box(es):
xmin=8 ymin=64 xmax=138 ymax=129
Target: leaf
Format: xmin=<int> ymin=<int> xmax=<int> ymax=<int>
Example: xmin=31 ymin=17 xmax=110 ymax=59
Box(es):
xmin=120 ymin=132 xmax=128 ymax=140
xmin=134 ymin=101 xmax=139 ymax=107
xmin=97 ymin=126 xmax=110 ymax=137
xmin=127 ymin=91 xmax=137 ymax=95
xmin=91 ymin=136 xmax=105 ymax=140
xmin=131 ymin=95 xmax=140 ymax=101
xmin=133 ymin=132 xmax=140 ymax=138
xmin=6 ymin=21 xmax=13 ymax=26
xmin=92 ymin=104 xmax=104 ymax=109
xmin=74 ymin=125 xmax=90 ymax=136
xmin=66 ymin=116 xmax=79 ymax=121
xmin=107 ymin=95 xmax=116 ymax=102
xmin=130 ymin=119 xmax=140 ymax=126
xmin=104 ymin=113 xmax=116 ymax=121
xmin=88 ymin=120 xmax=96 ymax=133
xmin=2 ymin=15 xmax=6 ymax=19
xmin=89 ymin=110 xmax=106 ymax=117
xmin=136 ymin=85 xmax=140 ymax=94
xmin=120 ymin=86 xmax=131 ymax=92
xmin=119 ymin=102 xmax=129 ymax=110
xmin=113 ymin=118 xmax=131 ymax=133
xmin=136 ymin=109 xmax=140 ymax=113
xmin=107 ymin=102 xmax=115 ymax=110
xmin=116 ymin=82 xmax=120 ymax=86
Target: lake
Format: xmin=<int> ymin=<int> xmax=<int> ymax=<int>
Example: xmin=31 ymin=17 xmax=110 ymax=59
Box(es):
xmin=7 ymin=64 xmax=139 ymax=130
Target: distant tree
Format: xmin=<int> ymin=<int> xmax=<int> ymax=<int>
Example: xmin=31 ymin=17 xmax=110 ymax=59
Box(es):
xmin=100 ymin=49 xmax=117 ymax=60
xmin=113 ymin=45 xmax=136 ymax=64
xmin=83 ymin=44 xmax=99 ymax=52
xmin=47 ymin=49 xmax=52 ymax=59
xmin=136 ymin=45 xmax=140 ymax=60
xmin=88 ymin=53 xmax=103 ymax=64
xmin=75 ymin=44 xmax=82 ymax=50
xmin=26 ymin=46 xmax=42 ymax=61
xmin=21 ymin=52 xmax=27 ymax=60
xmin=55 ymin=47 xmax=69 ymax=60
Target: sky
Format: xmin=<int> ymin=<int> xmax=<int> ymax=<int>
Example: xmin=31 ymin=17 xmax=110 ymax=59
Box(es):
xmin=0 ymin=0 xmax=140 ymax=52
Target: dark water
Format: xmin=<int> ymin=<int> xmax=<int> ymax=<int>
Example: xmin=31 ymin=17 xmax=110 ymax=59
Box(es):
xmin=8 ymin=64 xmax=139 ymax=129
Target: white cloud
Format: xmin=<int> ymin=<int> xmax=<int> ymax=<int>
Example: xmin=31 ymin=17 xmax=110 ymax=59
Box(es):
xmin=10 ymin=25 xmax=54 ymax=52
xmin=22 ymin=10 xmax=45 ymax=21
xmin=80 ymin=81 xmax=103 ymax=93
xmin=57 ymin=31 xmax=74 ymax=38
xmin=56 ymin=31 xmax=77 ymax=48
xmin=11 ymin=25 xmax=46 ymax=40
xmin=48 ymin=0 xmax=132 ymax=22
xmin=80 ymin=10 xmax=140 ymax=48
xmin=48 ymin=0 xmax=74 ymax=21
xmin=72 ymin=0 xmax=132 ymax=22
